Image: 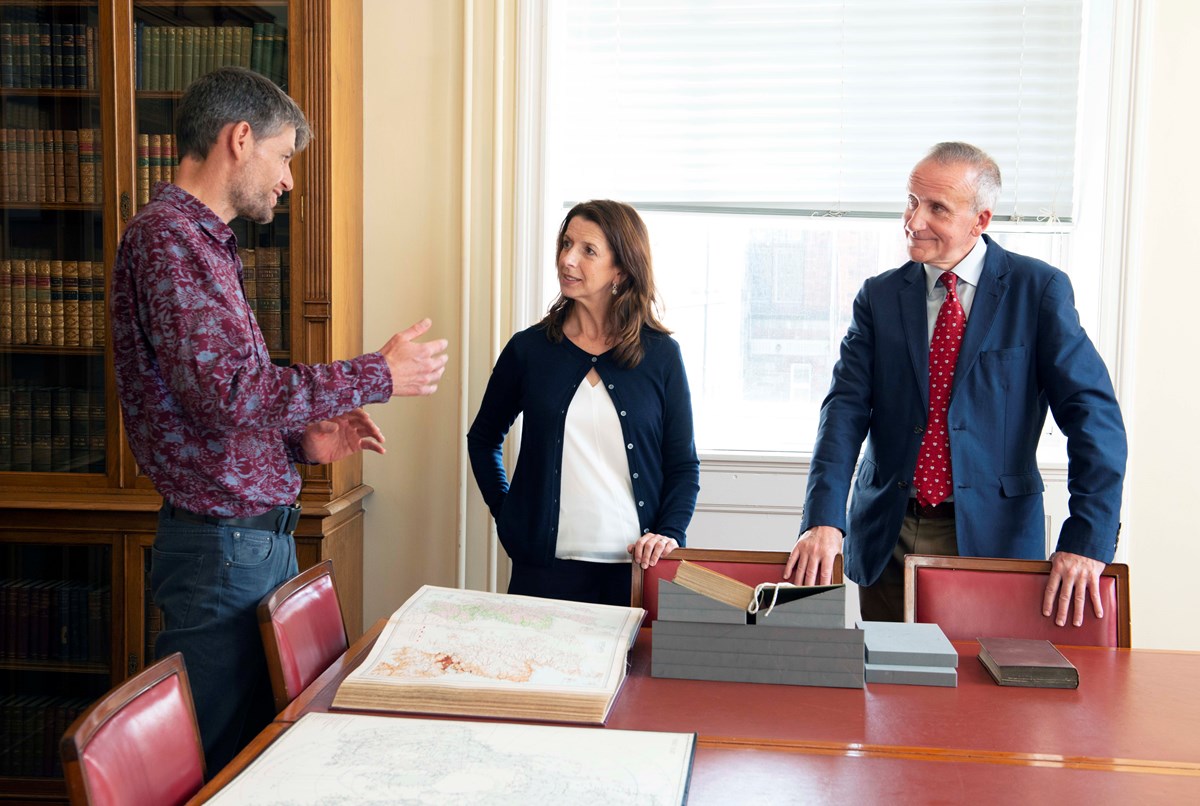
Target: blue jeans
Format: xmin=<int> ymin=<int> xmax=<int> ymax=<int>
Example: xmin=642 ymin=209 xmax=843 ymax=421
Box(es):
xmin=150 ymin=509 xmax=298 ymax=774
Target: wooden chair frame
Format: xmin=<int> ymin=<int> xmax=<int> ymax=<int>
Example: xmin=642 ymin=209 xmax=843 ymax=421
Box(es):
xmin=631 ymin=547 xmax=843 ymax=613
xmin=60 ymin=652 xmax=205 ymax=806
xmin=903 ymin=554 xmax=1131 ymax=647
xmin=258 ymin=559 xmax=348 ymax=713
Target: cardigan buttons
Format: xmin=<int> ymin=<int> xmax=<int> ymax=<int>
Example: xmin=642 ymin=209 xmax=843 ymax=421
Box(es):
xmin=607 ymin=384 xmax=614 ymax=390
xmin=638 ymin=501 xmax=644 ymax=507
xmin=591 ymin=356 xmax=597 ymax=363
xmin=627 ymin=443 xmax=633 ymax=450
xmin=620 ymin=410 xmax=626 ymax=416
xmin=632 ymin=473 xmax=639 ymax=479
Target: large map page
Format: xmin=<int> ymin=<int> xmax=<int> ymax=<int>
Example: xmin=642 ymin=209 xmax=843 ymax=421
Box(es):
xmin=343 ymin=585 xmax=643 ymax=695
xmin=207 ymin=713 xmax=694 ymax=805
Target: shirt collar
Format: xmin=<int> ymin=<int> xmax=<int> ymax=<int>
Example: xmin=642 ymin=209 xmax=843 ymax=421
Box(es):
xmin=152 ymin=182 xmax=238 ymax=246
xmin=923 ymin=236 xmax=987 ymax=294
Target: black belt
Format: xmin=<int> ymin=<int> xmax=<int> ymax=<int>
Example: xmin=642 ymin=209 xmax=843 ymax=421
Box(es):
xmin=162 ymin=502 xmax=301 ymax=535
xmin=906 ymin=499 xmax=955 ymax=520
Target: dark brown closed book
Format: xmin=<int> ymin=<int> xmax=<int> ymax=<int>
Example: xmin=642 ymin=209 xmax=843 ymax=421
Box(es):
xmin=977 ymin=636 xmax=1079 ymax=689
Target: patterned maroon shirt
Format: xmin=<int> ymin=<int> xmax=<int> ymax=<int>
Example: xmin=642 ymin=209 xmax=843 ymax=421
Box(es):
xmin=111 ymin=183 xmax=392 ymax=517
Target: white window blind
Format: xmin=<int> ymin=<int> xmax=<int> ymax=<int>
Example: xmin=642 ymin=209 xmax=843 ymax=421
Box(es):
xmin=548 ymin=0 xmax=1083 ymax=221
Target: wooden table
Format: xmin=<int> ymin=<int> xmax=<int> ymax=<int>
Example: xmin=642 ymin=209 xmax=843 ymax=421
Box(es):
xmin=192 ymin=621 xmax=1200 ymax=804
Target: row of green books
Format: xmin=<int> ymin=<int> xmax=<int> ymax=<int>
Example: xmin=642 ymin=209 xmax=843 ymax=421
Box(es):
xmin=0 ymin=127 xmax=101 ymax=205
xmin=135 ymin=22 xmax=287 ymax=91
xmin=0 ymin=21 xmax=96 ymax=90
xmin=0 ymin=385 xmax=106 ymax=474
xmin=0 ymin=259 xmax=107 ymax=348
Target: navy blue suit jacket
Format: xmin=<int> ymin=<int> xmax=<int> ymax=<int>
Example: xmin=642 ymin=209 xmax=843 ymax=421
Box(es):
xmin=799 ymin=235 xmax=1126 ymax=587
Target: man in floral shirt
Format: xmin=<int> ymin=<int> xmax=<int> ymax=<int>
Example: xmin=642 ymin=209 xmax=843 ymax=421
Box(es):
xmin=111 ymin=67 xmax=448 ymax=771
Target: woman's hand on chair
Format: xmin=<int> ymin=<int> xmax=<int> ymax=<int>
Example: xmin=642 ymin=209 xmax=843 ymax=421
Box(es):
xmin=628 ymin=533 xmax=678 ymax=569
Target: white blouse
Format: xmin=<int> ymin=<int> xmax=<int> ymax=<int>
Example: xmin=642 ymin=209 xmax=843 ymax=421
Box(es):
xmin=554 ymin=377 xmax=641 ymax=562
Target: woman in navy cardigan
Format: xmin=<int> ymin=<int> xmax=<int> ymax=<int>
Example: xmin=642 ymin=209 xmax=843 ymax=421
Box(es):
xmin=467 ymin=200 xmax=700 ymax=605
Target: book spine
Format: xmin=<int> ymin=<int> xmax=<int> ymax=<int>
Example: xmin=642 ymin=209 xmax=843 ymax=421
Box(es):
xmin=181 ymin=26 xmax=195 ymax=88
xmin=37 ymin=23 xmax=50 ymax=89
xmin=251 ymin=23 xmax=266 ymax=76
xmin=88 ymin=389 xmax=105 ymax=472
xmin=10 ymin=260 xmax=26 ymax=344
xmin=273 ymin=23 xmax=287 ymax=87
xmin=31 ymin=387 xmax=51 ymax=472
xmin=73 ymin=23 xmax=86 ymax=89
xmin=50 ymin=23 xmax=62 ymax=89
xmin=62 ymin=129 xmax=79 ymax=202
xmin=52 ymin=128 xmax=65 ymax=202
xmin=69 ymin=388 xmax=88 ymax=471
xmin=35 ymin=259 xmax=52 ymax=345
xmin=239 ymin=248 xmax=257 ymax=313
xmin=60 ymin=24 xmax=74 ymax=90
xmin=238 ymin=26 xmax=251 ymax=69
xmin=148 ymin=133 xmax=161 ymax=192
xmin=134 ymin=20 xmax=143 ymax=90
xmin=256 ymin=247 xmax=282 ymax=350
xmin=165 ymin=25 xmax=176 ymax=92
xmin=0 ymin=260 xmax=10 ymax=345
xmin=77 ymin=260 xmax=93 ymax=347
xmin=0 ymin=386 xmax=11 ymax=471
xmin=62 ymin=261 xmax=79 ymax=347
xmin=51 ymin=387 xmax=70 ymax=472
xmin=78 ymin=128 xmax=95 ymax=203
xmin=136 ymin=133 xmax=149 ymax=205
xmin=87 ymin=25 xmax=96 ymax=90
xmin=91 ymin=261 xmax=105 ymax=346
xmin=49 ymin=259 xmax=63 ymax=346
xmin=1 ymin=24 xmax=13 ymax=88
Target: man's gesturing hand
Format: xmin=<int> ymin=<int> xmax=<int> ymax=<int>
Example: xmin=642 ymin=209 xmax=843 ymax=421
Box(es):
xmin=380 ymin=318 xmax=450 ymax=397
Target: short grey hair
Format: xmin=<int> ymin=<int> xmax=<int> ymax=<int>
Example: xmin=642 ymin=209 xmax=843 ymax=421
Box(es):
xmin=176 ymin=67 xmax=311 ymax=160
xmin=923 ymin=141 xmax=1002 ymax=213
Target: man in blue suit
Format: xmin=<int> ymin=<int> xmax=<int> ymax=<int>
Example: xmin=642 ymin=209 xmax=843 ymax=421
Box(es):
xmin=784 ymin=142 xmax=1126 ymax=627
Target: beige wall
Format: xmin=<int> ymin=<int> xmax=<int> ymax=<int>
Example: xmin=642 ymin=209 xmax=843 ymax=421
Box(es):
xmin=1123 ymin=0 xmax=1200 ymax=650
xmin=361 ymin=0 xmax=1200 ymax=649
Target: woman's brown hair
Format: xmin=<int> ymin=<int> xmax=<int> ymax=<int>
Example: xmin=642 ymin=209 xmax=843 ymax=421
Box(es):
xmin=541 ymin=200 xmax=669 ymax=368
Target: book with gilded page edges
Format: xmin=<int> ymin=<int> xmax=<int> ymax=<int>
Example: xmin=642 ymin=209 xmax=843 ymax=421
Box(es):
xmin=977 ymin=636 xmax=1079 ymax=689
xmin=332 ymin=586 xmax=644 ymax=724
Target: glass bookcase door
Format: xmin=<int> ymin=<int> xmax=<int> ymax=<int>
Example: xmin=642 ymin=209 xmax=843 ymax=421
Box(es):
xmin=0 ymin=536 xmax=115 ymax=779
xmin=0 ymin=1 xmax=107 ymax=478
xmin=132 ymin=1 xmax=292 ymax=359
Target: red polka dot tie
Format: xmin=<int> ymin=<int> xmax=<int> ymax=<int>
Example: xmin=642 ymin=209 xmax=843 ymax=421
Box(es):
xmin=914 ymin=271 xmax=965 ymax=508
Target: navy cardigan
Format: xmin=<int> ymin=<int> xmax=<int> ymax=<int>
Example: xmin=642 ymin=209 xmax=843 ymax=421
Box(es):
xmin=467 ymin=324 xmax=700 ymax=568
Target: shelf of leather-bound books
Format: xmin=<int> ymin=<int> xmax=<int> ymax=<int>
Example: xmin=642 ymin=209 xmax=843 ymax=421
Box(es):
xmin=1 ymin=3 xmax=366 ymax=794
xmin=0 ymin=536 xmax=115 ymax=782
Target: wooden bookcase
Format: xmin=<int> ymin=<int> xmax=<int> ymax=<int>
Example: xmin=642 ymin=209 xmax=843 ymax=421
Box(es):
xmin=0 ymin=1 xmax=365 ymax=798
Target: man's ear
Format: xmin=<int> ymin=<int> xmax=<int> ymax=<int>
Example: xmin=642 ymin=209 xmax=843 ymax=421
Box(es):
xmin=973 ymin=208 xmax=993 ymax=237
xmin=225 ymin=121 xmax=254 ymax=161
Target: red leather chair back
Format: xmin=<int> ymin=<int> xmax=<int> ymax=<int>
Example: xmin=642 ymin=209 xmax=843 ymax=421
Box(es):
xmin=258 ymin=560 xmax=348 ymax=711
xmin=632 ymin=548 xmax=841 ymax=622
xmin=905 ymin=556 xmax=1131 ymax=647
xmin=60 ymin=653 xmax=204 ymax=806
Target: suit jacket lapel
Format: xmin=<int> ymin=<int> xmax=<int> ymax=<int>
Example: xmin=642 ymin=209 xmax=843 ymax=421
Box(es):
xmin=953 ymin=235 xmax=1009 ymax=396
xmin=899 ymin=262 xmax=930 ymax=412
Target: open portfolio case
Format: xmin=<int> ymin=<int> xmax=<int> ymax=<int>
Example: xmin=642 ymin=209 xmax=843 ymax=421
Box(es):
xmin=651 ymin=561 xmax=866 ymax=688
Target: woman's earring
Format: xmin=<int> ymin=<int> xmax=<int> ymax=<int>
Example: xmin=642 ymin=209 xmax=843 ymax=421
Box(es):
xmin=611 ymin=281 xmax=619 ymax=296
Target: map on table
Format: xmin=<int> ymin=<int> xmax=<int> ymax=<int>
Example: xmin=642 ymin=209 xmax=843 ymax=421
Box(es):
xmin=206 ymin=712 xmax=695 ymax=806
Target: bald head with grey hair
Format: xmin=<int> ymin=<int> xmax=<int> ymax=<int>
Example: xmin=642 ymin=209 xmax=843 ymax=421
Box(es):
xmin=922 ymin=142 xmax=1001 ymax=214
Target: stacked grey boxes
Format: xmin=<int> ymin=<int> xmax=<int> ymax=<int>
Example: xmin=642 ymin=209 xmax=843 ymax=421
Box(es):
xmin=651 ymin=580 xmax=864 ymax=688
xmin=859 ymin=621 xmax=958 ymax=687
